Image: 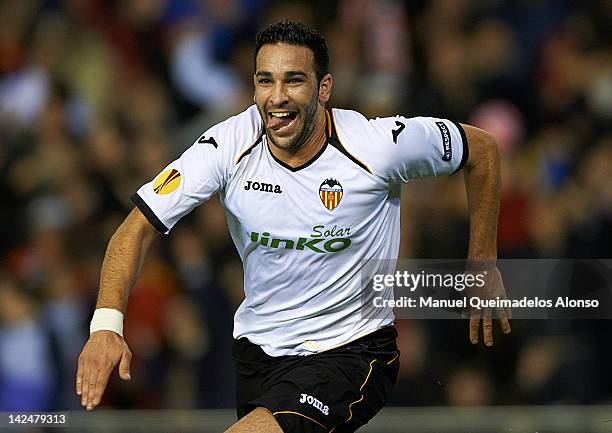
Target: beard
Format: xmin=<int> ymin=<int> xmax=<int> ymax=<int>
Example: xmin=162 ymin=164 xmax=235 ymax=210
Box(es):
xmin=261 ymin=90 xmax=320 ymax=152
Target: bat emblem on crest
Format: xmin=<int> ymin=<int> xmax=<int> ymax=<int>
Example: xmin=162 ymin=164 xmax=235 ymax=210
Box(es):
xmin=319 ymin=178 xmax=343 ymax=210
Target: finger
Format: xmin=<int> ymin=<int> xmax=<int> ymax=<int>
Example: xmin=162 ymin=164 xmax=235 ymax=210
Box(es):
xmin=91 ymin=367 xmax=113 ymax=409
xmin=86 ymin=369 xmax=100 ymax=410
xmin=469 ymin=310 xmax=481 ymax=344
xmin=497 ymin=308 xmax=511 ymax=334
xmin=118 ymin=350 xmax=132 ymax=381
xmin=505 ymin=306 xmax=513 ymax=320
xmin=81 ymin=365 xmax=91 ymax=407
xmin=483 ymin=308 xmax=493 ymax=347
xmin=76 ymin=358 xmax=83 ymax=396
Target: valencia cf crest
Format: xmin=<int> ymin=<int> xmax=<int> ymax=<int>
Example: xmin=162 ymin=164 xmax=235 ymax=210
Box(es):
xmin=319 ymin=178 xmax=343 ymax=211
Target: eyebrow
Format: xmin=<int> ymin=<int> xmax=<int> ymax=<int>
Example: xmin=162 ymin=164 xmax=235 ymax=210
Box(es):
xmin=285 ymin=71 xmax=307 ymax=78
xmin=255 ymin=71 xmax=308 ymax=78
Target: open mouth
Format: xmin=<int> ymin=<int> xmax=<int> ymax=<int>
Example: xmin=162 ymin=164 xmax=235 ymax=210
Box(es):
xmin=268 ymin=111 xmax=298 ymax=133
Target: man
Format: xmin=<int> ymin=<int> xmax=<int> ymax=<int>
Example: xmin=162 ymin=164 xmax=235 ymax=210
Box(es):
xmin=76 ymin=21 xmax=510 ymax=432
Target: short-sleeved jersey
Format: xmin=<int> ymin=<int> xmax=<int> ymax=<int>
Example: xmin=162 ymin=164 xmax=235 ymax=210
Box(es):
xmin=132 ymin=105 xmax=468 ymax=356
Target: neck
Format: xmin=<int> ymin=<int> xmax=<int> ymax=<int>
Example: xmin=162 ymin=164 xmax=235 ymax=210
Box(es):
xmin=268 ymin=108 xmax=327 ymax=168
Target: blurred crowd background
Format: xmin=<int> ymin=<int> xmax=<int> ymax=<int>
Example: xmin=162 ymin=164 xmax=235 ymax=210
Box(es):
xmin=0 ymin=0 xmax=611 ymax=413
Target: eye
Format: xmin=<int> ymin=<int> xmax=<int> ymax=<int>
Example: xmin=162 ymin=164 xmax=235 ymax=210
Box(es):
xmin=288 ymin=78 xmax=303 ymax=84
xmin=258 ymin=78 xmax=271 ymax=84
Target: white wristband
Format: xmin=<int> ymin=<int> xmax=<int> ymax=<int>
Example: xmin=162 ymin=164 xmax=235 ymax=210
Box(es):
xmin=90 ymin=308 xmax=124 ymax=337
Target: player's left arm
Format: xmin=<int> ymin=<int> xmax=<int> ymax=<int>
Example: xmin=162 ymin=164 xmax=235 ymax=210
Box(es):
xmin=461 ymin=124 xmax=499 ymax=262
xmin=364 ymin=114 xmax=511 ymax=346
xmin=460 ymin=124 xmax=511 ymax=346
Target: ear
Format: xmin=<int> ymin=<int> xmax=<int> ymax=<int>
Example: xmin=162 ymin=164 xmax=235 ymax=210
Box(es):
xmin=318 ymin=73 xmax=333 ymax=105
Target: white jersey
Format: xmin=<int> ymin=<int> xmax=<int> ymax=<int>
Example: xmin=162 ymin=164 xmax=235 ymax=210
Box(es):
xmin=132 ymin=105 xmax=468 ymax=356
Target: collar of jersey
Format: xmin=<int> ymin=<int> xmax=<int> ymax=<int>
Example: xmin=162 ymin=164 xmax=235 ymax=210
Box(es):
xmin=264 ymin=110 xmax=333 ymax=172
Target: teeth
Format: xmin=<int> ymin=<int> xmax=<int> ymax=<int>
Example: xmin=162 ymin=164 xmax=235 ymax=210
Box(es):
xmin=270 ymin=112 xmax=292 ymax=118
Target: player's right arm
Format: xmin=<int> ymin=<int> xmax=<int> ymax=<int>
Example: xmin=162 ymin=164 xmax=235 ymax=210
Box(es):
xmin=76 ymin=207 xmax=159 ymax=410
xmin=75 ymin=105 xmax=262 ymax=411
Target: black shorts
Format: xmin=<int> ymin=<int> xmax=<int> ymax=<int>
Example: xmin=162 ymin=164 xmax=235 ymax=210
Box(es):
xmin=233 ymin=326 xmax=400 ymax=433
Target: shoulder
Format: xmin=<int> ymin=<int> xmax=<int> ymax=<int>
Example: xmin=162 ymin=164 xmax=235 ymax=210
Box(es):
xmin=331 ymin=107 xmax=405 ymax=150
xmin=329 ymin=108 xmax=399 ymax=177
xmin=194 ymin=105 xmax=264 ymax=164
xmin=330 ymin=108 xmax=372 ymax=136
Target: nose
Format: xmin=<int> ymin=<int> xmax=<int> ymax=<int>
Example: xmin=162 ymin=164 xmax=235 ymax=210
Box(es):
xmin=269 ymin=81 xmax=289 ymax=107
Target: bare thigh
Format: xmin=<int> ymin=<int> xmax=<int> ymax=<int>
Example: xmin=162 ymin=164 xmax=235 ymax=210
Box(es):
xmin=224 ymin=407 xmax=284 ymax=433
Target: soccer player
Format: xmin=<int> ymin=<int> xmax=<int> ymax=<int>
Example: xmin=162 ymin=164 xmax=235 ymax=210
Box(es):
xmin=76 ymin=21 xmax=510 ymax=432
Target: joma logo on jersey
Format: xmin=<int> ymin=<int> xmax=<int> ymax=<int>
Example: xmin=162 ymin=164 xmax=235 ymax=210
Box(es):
xmin=244 ymin=180 xmax=282 ymax=194
xmin=299 ymin=393 xmax=329 ymax=416
xmin=249 ymin=230 xmax=351 ymax=253
xmin=319 ymin=178 xmax=343 ymax=210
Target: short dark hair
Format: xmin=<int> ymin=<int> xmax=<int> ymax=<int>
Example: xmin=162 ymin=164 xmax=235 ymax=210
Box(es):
xmin=254 ymin=20 xmax=329 ymax=82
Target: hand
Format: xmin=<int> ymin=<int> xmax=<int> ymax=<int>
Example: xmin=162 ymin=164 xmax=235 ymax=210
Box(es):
xmin=76 ymin=330 xmax=132 ymax=410
xmin=462 ymin=265 xmax=512 ymax=347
